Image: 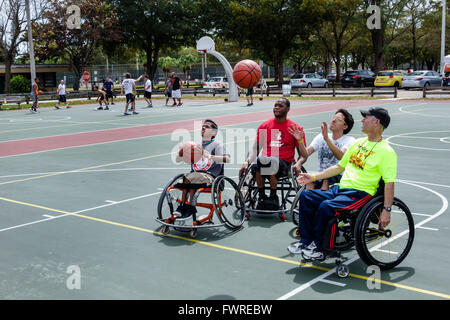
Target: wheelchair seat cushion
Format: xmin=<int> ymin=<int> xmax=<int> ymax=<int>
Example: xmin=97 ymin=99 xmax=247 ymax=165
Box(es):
xmin=176 ymin=172 xmax=215 ymax=189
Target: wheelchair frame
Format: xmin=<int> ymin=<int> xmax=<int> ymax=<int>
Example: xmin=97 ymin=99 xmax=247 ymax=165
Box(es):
xmin=156 ymin=173 xmax=246 ymax=238
xmin=291 ymin=184 xmax=415 ymax=277
xmin=238 ymin=163 xmax=305 ymax=221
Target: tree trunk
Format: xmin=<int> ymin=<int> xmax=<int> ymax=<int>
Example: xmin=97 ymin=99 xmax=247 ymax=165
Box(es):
xmin=371 ymin=28 xmax=385 ymax=73
xmin=4 ymin=55 xmax=13 ymax=93
xmin=275 ymin=56 xmax=284 ymax=88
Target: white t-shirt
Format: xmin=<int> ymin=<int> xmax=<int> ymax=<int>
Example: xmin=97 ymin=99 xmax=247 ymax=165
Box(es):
xmin=145 ymin=79 xmax=152 ymax=92
xmin=122 ymin=79 xmax=134 ymax=95
xmin=310 ymin=133 xmax=355 ymax=172
xmin=58 ymin=84 xmax=66 ymax=95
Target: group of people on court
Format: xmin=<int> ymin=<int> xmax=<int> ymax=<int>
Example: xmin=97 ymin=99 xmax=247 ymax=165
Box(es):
xmin=173 ymin=97 xmax=397 ymax=261
xmin=29 ymin=72 xmax=159 ymax=115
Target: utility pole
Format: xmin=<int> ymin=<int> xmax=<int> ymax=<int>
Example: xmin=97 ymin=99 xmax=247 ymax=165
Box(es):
xmin=441 ymin=0 xmax=447 ymax=74
xmin=25 ymin=0 xmax=36 ymax=82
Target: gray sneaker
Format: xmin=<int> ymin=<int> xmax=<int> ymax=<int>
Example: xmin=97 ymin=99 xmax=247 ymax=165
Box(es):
xmin=287 ymin=242 xmax=306 ymax=254
xmin=301 ymin=242 xmax=325 ymax=261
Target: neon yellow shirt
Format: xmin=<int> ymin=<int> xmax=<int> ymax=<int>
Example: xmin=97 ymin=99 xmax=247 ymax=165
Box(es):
xmin=338 ymin=137 xmax=397 ymax=196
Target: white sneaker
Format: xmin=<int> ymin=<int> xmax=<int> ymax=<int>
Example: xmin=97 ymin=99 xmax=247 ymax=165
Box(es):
xmin=301 ymin=242 xmax=325 ymax=261
xmin=287 ymin=242 xmax=306 ymax=254
xmin=301 ymin=241 xmax=317 ymax=255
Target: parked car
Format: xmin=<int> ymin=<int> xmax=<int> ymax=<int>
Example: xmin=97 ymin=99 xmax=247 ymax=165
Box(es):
xmin=374 ymin=70 xmax=406 ymax=87
xmin=327 ymin=73 xmax=337 ymax=82
xmin=203 ymin=76 xmax=229 ymax=91
xmin=443 ymin=72 xmax=450 ymax=86
xmin=289 ymin=73 xmax=329 ymax=88
xmin=401 ymin=70 xmax=442 ymax=89
xmin=341 ymin=70 xmax=376 ymax=88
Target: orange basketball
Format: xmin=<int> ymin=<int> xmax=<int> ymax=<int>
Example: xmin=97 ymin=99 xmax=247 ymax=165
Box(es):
xmin=179 ymin=141 xmax=203 ymax=164
xmin=232 ymin=60 xmax=262 ymax=89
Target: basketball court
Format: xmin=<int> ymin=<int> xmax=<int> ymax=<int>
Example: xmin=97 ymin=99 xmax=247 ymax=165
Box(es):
xmin=0 ymin=96 xmax=449 ymax=301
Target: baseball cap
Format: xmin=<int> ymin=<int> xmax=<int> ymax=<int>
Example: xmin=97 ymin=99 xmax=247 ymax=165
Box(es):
xmin=360 ymin=107 xmax=391 ymax=129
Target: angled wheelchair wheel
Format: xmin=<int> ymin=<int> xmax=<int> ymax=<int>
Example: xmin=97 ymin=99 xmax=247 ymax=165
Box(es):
xmin=289 ymin=166 xmax=307 ymax=225
xmin=212 ymin=176 xmax=245 ymax=230
xmin=354 ymin=196 xmax=415 ymax=270
xmin=157 ymin=173 xmax=184 ymax=221
xmin=238 ymin=167 xmax=258 ymax=212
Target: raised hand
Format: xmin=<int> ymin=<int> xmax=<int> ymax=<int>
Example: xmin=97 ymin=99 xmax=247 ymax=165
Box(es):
xmin=288 ymin=124 xmax=304 ymax=141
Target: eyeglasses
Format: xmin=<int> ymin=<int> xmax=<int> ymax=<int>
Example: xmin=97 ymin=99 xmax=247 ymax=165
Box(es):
xmin=332 ymin=116 xmax=346 ymax=124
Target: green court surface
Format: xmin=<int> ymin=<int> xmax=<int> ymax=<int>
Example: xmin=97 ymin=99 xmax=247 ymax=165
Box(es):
xmin=0 ymin=97 xmax=449 ymax=300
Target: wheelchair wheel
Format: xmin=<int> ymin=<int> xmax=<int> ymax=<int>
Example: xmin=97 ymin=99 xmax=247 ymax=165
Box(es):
xmin=212 ymin=176 xmax=246 ymax=230
xmin=354 ymin=196 xmax=415 ymax=270
xmin=288 ymin=166 xmax=307 ymax=225
xmin=157 ymin=173 xmax=184 ymax=222
xmin=238 ymin=167 xmax=258 ymax=212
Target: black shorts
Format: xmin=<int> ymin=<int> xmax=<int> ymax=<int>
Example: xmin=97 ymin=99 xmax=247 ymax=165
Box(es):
xmin=251 ymin=156 xmax=291 ymax=178
xmin=58 ymin=95 xmax=66 ymax=103
xmin=144 ymin=91 xmax=152 ymax=99
xmin=126 ymin=93 xmax=135 ymax=103
xmin=246 ymin=88 xmax=254 ymax=96
xmin=106 ymin=92 xmax=113 ymax=100
xmin=98 ymin=94 xmax=104 ymax=101
xmin=166 ymin=90 xmax=172 ymax=98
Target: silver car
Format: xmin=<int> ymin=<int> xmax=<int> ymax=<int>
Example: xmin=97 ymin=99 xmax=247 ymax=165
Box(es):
xmin=290 ymin=73 xmax=329 ymax=88
xmin=401 ymin=70 xmax=442 ymax=89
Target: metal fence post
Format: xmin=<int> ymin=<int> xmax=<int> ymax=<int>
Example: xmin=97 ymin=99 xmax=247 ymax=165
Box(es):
xmin=394 ymin=86 xmax=397 ymax=98
xmin=423 ymin=86 xmax=426 ymax=98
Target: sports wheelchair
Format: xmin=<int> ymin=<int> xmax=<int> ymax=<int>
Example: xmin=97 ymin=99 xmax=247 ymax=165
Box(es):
xmin=238 ymin=161 xmax=306 ymax=221
xmin=156 ymin=173 xmax=246 ymax=238
xmin=290 ymin=181 xmax=415 ymax=277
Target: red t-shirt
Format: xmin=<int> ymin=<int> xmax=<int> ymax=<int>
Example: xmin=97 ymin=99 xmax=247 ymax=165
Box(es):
xmin=256 ymin=118 xmax=306 ymax=163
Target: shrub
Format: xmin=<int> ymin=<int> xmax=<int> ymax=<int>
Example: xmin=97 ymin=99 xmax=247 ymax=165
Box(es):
xmin=10 ymin=75 xmax=31 ymax=93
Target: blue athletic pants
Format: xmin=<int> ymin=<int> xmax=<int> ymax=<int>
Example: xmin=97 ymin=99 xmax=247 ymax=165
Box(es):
xmin=297 ymin=185 xmax=372 ymax=251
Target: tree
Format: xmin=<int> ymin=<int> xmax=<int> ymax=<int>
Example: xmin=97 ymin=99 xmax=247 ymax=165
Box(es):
xmin=176 ymin=54 xmax=198 ymax=83
xmin=158 ymin=56 xmax=177 ymax=80
xmin=111 ymin=0 xmax=202 ymax=81
xmin=204 ymin=0 xmax=318 ymax=87
xmin=0 ymin=0 xmax=46 ymax=93
xmin=364 ymin=0 xmax=412 ymax=72
xmin=31 ymin=0 xmax=120 ymax=90
xmin=308 ymin=0 xmax=364 ymax=82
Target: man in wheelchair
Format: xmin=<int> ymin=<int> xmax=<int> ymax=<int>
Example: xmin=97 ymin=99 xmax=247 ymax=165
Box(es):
xmin=239 ymin=98 xmax=308 ymax=211
xmin=288 ymin=107 xmax=397 ymax=260
xmin=293 ymin=109 xmax=355 ymax=191
xmin=174 ymin=119 xmax=230 ymax=219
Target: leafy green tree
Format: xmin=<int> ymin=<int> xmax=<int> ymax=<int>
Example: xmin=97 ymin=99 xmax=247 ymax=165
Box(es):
xmin=111 ymin=0 xmax=202 ymax=80
xmin=176 ymin=54 xmax=198 ymax=83
xmin=307 ymin=0 xmax=364 ymax=81
xmin=203 ymin=0 xmax=318 ymax=86
xmin=31 ymin=0 xmax=121 ymax=90
xmin=158 ymin=56 xmax=177 ymax=80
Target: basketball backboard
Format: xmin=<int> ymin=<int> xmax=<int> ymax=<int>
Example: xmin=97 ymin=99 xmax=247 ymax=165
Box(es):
xmin=196 ymin=36 xmax=215 ymax=53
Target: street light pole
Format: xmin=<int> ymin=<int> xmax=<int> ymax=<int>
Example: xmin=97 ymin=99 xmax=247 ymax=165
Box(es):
xmin=25 ymin=0 xmax=36 ymax=82
xmin=440 ymin=0 xmax=447 ymax=74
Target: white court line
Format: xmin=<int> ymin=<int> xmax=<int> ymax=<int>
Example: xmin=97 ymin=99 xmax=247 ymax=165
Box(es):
xmin=42 ymin=214 xmax=56 ymax=219
xmin=0 ymin=191 xmax=162 ymax=233
xmin=416 ymin=226 xmax=439 ymax=231
xmin=319 ymin=279 xmax=347 ymax=287
xmin=277 ymin=180 xmax=448 ymax=300
xmin=374 ymin=248 xmax=399 ymax=255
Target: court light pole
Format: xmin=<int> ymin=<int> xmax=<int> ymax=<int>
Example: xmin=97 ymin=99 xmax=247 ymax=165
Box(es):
xmin=25 ymin=0 xmax=36 ymax=82
xmin=440 ymin=0 xmax=447 ymax=74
